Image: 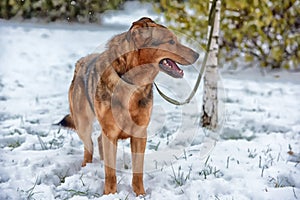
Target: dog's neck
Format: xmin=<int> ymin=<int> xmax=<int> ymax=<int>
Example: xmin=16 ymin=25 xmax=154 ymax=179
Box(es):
xmin=120 ymin=63 xmax=159 ymax=86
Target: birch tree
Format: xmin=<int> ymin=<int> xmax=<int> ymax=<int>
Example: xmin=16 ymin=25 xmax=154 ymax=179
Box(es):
xmin=201 ymin=0 xmax=221 ymax=130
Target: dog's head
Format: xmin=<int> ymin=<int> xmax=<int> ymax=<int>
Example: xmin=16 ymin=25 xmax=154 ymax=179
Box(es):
xmin=126 ymin=17 xmax=199 ymax=78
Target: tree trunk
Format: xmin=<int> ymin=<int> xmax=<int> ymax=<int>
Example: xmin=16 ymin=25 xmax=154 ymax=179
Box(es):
xmin=201 ymin=0 xmax=221 ymax=130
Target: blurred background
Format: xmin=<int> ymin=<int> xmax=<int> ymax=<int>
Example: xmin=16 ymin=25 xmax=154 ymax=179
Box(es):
xmin=1 ymin=0 xmax=299 ymax=70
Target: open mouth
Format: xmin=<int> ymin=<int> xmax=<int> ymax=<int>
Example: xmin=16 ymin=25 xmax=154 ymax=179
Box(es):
xmin=159 ymin=58 xmax=184 ymax=78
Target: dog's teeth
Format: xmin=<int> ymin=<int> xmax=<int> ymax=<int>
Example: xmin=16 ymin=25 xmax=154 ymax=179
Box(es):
xmin=165 ymin=60 xmax=171 ymax=67
xmin=163 ymin=59 xmax=168 ymax=65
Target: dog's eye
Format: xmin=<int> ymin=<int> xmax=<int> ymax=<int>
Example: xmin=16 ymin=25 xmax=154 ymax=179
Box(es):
xmin=168 ymin=39 xmax=175 ymax=45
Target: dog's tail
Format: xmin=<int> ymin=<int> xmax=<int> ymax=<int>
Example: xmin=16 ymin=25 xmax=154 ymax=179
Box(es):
xmin=55 ymin=114 xmax=76 ymax=130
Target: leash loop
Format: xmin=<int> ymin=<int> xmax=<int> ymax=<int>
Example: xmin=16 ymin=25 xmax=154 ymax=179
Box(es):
xmin=154 ymin=0 xmax=217 ymax=105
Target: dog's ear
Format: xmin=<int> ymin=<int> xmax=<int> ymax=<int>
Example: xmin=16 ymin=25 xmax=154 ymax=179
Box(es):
xmin=126 ymin=17 xmax=156 ymax=47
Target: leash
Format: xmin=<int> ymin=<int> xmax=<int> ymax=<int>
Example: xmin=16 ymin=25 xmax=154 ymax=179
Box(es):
xmin=154 ymin=0 xmax=218 ymax=105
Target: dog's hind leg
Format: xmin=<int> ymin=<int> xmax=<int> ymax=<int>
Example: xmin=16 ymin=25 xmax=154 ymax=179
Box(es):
xmin=76 ymin=121 xmax=94 ymax=167
xmin=71 ymin=103 xmax=94 ymax=167
xmin=56 ymin=114 xmax=93 ymax=166
xmin=82 ymin=139 xmax=93 ymax=167
xmin=70 ymin=78 xmax=95 ymax=167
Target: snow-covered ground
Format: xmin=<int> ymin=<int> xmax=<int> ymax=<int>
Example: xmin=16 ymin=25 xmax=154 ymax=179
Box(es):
xmin=0 ymin=2 xmax=299 ymax=200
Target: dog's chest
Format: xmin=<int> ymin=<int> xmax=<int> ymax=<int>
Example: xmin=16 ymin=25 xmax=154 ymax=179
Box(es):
xmin=95 ymin=84 xmax=153 ymax=127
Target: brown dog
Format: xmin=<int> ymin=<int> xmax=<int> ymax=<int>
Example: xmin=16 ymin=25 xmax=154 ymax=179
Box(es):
xmin=59 ymin=17 xmax=199 ymax=196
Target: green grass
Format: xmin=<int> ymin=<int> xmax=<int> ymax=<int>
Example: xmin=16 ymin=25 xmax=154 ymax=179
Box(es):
xmin=170 ymin=164 xmax=192 ymax=187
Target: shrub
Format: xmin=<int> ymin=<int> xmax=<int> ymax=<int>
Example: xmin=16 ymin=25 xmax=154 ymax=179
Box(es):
xmin=0 ymin=0 xmax=126 ymax=23
xmin=151 ymin=0 xmax=300 ymax=69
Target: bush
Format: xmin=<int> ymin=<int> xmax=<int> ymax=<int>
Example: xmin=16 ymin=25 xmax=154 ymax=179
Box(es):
xmin=0 ymin=0 xmax=126 ymax=23
xmin=151 ymin=0 xmax=300 ymax=69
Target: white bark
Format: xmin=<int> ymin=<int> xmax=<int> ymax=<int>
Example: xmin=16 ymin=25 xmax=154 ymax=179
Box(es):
xmin=201 ymin=0 xmax=221 ymax=130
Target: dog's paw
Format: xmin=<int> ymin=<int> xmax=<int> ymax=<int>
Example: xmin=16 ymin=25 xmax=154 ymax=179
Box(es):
xmin=81 ymin=159 xmax=92 ymax=167
xmin=135 ymin=194 xmax=146 ymax=200
xmin=133 ymin=189 xmax=146 ymax=198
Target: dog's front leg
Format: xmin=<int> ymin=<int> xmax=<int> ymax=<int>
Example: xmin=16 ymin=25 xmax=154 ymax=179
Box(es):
xmin=130 ymin=136 xmax=146 ymax=196
xmin=102 ymin=133 xmax=118 ymax=195
xmin=98 ymin=134 xmax=104 ymax=160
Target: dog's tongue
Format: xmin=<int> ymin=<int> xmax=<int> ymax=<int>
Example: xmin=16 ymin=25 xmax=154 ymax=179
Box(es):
xmin=159 ymin=58 xmax=184 ymax=78
xmin=166 ymin=59 xmax=183 ymax=76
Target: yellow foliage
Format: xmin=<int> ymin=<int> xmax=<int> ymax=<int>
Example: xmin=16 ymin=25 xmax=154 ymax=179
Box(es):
xmin=151 ymin=0 xmax=300 ymax=69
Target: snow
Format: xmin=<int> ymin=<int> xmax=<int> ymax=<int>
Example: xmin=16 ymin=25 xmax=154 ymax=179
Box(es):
xmin=0 ymin=1 xmax=300 ymax=200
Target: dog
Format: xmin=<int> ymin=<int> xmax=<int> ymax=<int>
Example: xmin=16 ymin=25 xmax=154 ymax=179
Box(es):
xmin=58 ymin=17 xmax=199 ymax=196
